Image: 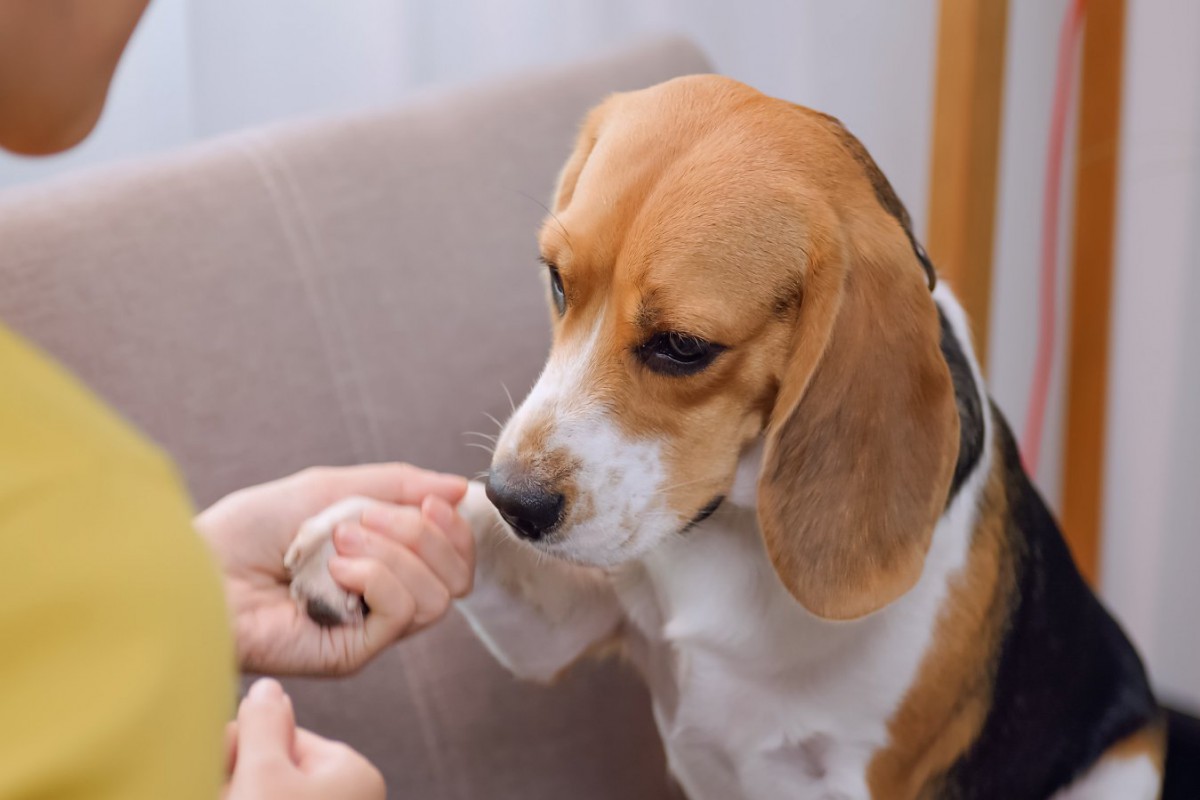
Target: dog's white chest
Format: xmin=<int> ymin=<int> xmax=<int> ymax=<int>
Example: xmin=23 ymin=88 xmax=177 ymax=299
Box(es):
xmin=649 ymin=652 xmax=877 ymax=800
xmin=613 ymin=506 xmax=971 ymax=800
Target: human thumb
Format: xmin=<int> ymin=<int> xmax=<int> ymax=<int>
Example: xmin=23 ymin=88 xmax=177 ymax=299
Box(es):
xmin=235 ymin=678 xmax=296 ymax=764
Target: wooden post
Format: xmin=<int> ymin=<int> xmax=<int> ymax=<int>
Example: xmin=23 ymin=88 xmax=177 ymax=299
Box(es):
xmin=926 ymin=0 xmax=1009 ymax=371
xmin=1061 ymin=0 xmax=1126 ymax=586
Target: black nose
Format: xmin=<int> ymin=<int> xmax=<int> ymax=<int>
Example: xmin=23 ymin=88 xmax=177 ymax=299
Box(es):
xmin=485 ymin=469 xmax=564 ymax=542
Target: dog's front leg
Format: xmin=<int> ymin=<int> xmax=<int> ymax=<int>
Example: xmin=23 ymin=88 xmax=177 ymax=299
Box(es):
xmin=456 ymin=481 xmax=624 ymax=683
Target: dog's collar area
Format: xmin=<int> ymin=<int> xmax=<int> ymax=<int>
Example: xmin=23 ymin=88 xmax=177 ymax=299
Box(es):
xmin=938 ymin=308 xmax=985 ymax=506
xmin=680 ymin=494 xmax=725 ymax=535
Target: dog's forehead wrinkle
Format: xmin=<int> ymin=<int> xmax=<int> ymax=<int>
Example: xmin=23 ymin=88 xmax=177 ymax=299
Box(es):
xmin=565 ymin=147 xmax=678 ymax=258
xmin=572 ymin=144 xmax=784 ymax=271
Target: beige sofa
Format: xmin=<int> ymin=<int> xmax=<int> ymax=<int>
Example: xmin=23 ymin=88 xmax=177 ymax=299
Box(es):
xmin=0 ymin=37 xmax=709 ymax=799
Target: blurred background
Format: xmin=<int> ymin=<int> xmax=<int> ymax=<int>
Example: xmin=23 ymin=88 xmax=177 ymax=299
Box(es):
xmin=1 ymin=0 xmax=1195 ymax=708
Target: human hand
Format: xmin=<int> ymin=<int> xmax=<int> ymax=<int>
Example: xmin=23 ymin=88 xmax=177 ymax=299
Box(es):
xmin=196 ymin=463 xmax=474 ymax=676
xmin=223 ymin=678 xmax=385 ymax=800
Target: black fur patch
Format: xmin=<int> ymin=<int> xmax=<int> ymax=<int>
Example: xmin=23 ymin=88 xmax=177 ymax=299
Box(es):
xmin=1165 ymin=707 xmax=1200 ymax=799
xmin=937 ymin=412 xmax=1159 ymax=798
xmin=939 ymin=307 xmax=985 ymax=506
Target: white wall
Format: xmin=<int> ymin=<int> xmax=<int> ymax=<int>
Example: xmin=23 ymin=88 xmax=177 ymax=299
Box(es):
xmin=1101 ymin=0 xmax=1200 ymax=708
xmin=0 ymin=0 xmax=937 ymax=234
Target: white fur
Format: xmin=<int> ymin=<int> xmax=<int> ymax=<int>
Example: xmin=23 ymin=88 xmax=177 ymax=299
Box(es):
xmin=495 ymin=310 xmax=681 ymax=566
xmin=933 ymin=281 xmax=990 ymax=416
xmin=457 ymin=482 xmax=624 ymax=682
xmin=1051 ymin=752 xmax=1161 ymax=800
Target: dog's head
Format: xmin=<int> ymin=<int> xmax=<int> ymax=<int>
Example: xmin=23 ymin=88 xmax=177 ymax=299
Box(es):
xmin=487 ymin=75 xmax=958 ymax=620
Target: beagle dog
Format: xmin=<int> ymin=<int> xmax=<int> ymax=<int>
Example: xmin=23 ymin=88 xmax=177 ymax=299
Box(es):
xmin=287 ymin=75 xmax=1162 ymax=799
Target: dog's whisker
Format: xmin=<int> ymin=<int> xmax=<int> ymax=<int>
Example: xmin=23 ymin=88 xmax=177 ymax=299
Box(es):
xmin=500 ymin=382 xmax=517 ymax=414
xmin=483 ymin=411 xmax=505 ymax=431
xmin=464 ymin=442 xmax=497 ymax=455
xmin=463 ymin=430 xmax=500 ymax=443
xmin=654 ymin=476 xmax=717 ymax=495
xmin=515 ymin=189 xmax=573 ymax=250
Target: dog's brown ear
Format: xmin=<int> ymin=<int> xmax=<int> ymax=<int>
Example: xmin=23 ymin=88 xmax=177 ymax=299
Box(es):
xmin=757 ymin=180 xmax=958 ymax=621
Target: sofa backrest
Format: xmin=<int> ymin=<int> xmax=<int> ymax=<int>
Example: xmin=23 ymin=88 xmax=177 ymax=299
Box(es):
xmin=0 ymin=37 xmax=710 ymax=800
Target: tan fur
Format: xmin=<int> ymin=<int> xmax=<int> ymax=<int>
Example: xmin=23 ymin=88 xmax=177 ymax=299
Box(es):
xmin=511 ymin=76 xmax=959 ymax=620
xmin=867 ymin=448 xmax=1017 ymax=799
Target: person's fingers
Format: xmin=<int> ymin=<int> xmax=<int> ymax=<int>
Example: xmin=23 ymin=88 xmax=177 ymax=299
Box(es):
xmin=327 ymin=555 xmax=418 ymax=640
xmin=422 ymin=495 xmax=475 ymax=584
xmin=291 ymin=727 xmax=351 ymax=771
xmin=235 ymin=678 xmax=296 ymax=766
xmin=339 ymin=502 xmax=419 ymax=548
xmin=350 ymin=503 xmax=472 ymax=596
xmin=332 ymin=533 xmax=454 ymax=628
xmin=305 ymin=463 xmax=467 ymax=507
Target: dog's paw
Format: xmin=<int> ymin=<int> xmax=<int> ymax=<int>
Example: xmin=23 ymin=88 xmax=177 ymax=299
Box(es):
xmin=284 ymin=496 xmax=373 ymax=627
xmin=459 ymin=480 xmax=506 ymax=541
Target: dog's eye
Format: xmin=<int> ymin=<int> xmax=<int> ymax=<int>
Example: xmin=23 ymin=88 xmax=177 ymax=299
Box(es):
xmin=547 ymin=265 xmax=566 ymax=316
xmin=638 ymin=332 xmax=724 ymax=376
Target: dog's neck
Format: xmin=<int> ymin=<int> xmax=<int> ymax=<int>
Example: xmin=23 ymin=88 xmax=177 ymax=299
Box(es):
xmin=619 ymin=436 xmax=987 ymax=666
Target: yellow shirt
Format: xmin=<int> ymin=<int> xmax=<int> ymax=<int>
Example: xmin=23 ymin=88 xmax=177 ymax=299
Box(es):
xmin=0 ymin=324 xmax=234 ymax=799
